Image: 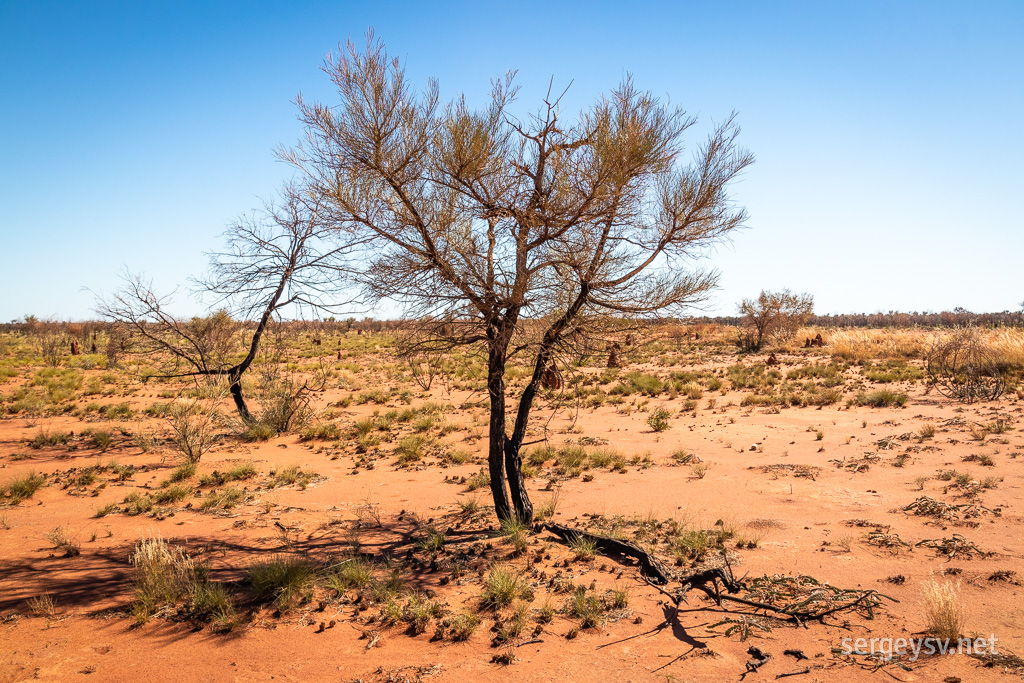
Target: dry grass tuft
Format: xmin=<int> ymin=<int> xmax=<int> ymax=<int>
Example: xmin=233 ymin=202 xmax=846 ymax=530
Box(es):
xmin=921 ymin=578 xmax=965 ymax=640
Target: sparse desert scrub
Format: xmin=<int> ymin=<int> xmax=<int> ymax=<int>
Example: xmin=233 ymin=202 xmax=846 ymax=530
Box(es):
xmin=122 ymin=491 xmax=155 ymax=515
xmin=299 ymin=421 xmax=343 ymax=441
xmin=498 ymin=516 xmax=530 ymax=553
xmin=848 ymin=389 xmax=908 ymax=408
xmin=464 ymin=468 xmax=491 ymax=491
xmin=170 ymin=462 xmax=197 ymax=481
xmin=269 ymin=465 xmax=315 ymax=489
xmin=395 ymin=434 xmax=428 ymax=465
xmin=565 ymin=587 xmax=607 ymax=629
xmin=153 ymin=483 xmax=194 ymax=504
xmin=569 ymin=534 xmax=597 ymax=561
xmin=327 ymin=554 xmax=374 ymax=592
xmin=534 ymin=488 xmax=560 ymax=520
xmin=859 ymin=361 xmax=921 ymax=384
xmin=87 ymin=428 xmax=114 ymax=451
xmin=0 ymin=314 xmax=1021 ymax=676
xmin=198 ymin=461 xmax=258 ymax=487
xmin=671 ymin=449 xmax=700 ymax=464
xmin=130 ymin=536 xmax=236 ymax=626
xmin=242 ymin=421 xmax=277 ymax=441
xmin=132 ymin=430 xmax=159 ymax=452
xmin=437 ymin=611 xmax=481 ymax=641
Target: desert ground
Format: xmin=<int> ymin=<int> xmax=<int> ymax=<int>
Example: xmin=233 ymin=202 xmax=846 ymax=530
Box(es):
xmin=1 ymin=323 xmax=1023 ymax=682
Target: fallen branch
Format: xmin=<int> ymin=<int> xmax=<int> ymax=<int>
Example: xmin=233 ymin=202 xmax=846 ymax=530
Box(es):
xmin=544 ymin=526 xmax=898 ymax=625
xmin=744 ymin=646 xmax=771 ymax=677
xmin=542 ymin=523 xmax=669 ymax=584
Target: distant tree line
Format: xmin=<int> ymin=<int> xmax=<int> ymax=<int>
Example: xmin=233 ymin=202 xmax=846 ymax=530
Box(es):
xmin=4 ymin=306 xmax=1023 ymax=341
xmin=687 ymin=308 xmax=1024 ymax=329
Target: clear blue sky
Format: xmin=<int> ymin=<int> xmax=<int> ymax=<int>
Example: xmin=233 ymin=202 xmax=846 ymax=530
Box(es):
xmin=1 ymin=0 xmax=1021 ymax=322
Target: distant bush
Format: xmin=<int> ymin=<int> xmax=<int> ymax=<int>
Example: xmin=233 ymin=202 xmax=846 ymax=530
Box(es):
xmin=738 ymin=289 xmax=814 ymax=350
xmin=646 ymin=407 xmax=672 ymax=432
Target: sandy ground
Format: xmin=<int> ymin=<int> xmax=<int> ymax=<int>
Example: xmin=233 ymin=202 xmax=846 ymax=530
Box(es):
xmin=1 ymin=349 xmax=1022 ymax=682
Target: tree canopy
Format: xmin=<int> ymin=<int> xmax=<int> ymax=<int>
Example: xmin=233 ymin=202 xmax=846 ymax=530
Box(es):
xmin=281 ymin=33 xmax=754 ymax=522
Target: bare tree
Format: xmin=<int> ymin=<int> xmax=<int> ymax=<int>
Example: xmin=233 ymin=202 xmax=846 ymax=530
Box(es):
xmin=97 ymin=182 xmax=354 ymax=423
xmin=738 ymin=289 xmax=814 ymax=351
xmin=284 ymin=34 xmax=753 ymax=522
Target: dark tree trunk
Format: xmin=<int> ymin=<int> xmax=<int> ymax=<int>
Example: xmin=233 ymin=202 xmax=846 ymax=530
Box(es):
xmin=228 ymin=369 xmax=253 ymax=424
xmin=503 ymin=437 xmax=533 ymax=523
xmin=220 ymin=276 xmax=285 ymax=426
xmin=486 ymin=344 xmax=513 ymax=522
xmin=502 ymin=354 xmax=546 ymax=525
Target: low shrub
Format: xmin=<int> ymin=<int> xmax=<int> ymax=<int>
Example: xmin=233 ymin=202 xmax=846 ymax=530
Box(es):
xmin=480 ymin=566 xmax=532 ymax=610
xmin=646 ymin=407 xmax=672 ymax=432
xmin=2 ymin=471 xmax=46 ymax=504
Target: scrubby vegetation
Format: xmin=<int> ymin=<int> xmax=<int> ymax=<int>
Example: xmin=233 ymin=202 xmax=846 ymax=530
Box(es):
xmin=0 ymin=317 xmax=1020 ymax=678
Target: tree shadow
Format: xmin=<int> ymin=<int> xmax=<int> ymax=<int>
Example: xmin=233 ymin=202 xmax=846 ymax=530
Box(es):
xmin=0 ymin=544 xmax=134 ymax=614
xmin=0 ymin=508 xmax=495 ymax=619
xmin=599 ymin=600 xmax=706 ymax=651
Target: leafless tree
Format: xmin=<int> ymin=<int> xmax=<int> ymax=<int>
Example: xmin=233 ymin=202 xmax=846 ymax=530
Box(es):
xmin=738 ymin=289 xmax=814 ymax=351
xmin=36 ymin=324 xmax=66 ymax=368
xmin=284 ymin=34 xmax=753 ymax=522
xmin=97 ymin=182 xmax=354 ymax=423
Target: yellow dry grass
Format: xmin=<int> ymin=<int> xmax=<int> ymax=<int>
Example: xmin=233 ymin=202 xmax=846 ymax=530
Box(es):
xmin=794 ymin=327 xmax=935 ymax=361
xmin=921 ymin=578 xmax=965 ymax=640
xmin=989 ymin=328 xmax=1024 ymax=368
xmin=788 ymin=327 xmax=1024 ymax=367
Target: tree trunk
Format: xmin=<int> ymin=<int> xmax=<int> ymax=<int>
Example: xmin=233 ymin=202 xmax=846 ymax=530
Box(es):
xmin=486 ymin=345 xmax=513 ymax=522
xmin=503 ymin=438 xmax=534 ymax=523
xmin=221 ymin=266 xmax=289 ymax=426
xmin=228 ymin=368 xmax=254 ymax=424
xmin=502 ymin=349 xmax=556 ymax=526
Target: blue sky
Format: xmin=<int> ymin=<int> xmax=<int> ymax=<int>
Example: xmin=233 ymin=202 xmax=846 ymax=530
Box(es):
xmin=1 ymin=0 xmax=1021 ymax=321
